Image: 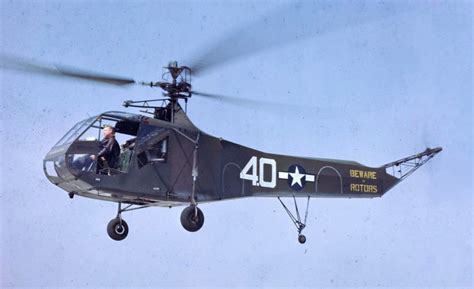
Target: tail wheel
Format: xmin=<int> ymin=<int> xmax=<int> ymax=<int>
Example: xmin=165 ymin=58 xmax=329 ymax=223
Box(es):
xmin=278 ymin=196 xmax=311 ymax=244
xmin=180 ymin=205 xmax=204 ymax=232
xmin=298 ymin=234 xmax=306 ymax=244
xmin=107 ymin=218 xmax=129 ymax=241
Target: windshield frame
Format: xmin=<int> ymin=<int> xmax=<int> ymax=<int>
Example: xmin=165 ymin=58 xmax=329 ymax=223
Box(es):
xmin=53 ymin=111 xmax=143 ymax=148
xmin=54 ymin=116 xmax=98 ymax=147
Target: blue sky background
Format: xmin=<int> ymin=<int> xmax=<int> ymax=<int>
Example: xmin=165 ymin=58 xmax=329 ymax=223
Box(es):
xmin=0 ymin=0 xmax=472 ymax=288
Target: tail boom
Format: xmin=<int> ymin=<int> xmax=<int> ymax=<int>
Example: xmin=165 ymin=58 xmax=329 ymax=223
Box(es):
xmin=237 ymin=147 xmax=442 ymax=199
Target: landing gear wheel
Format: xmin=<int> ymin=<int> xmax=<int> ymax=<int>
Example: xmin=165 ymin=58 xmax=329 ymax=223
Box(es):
xmin=180 ymin=205 xmax=204 ymax=232
xmin=298 ymin=234 xmax=306 ymax=244
xmin=107 ymin=218 xmax=129 ymax=241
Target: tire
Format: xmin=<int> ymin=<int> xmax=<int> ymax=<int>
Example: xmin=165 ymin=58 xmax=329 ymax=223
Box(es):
xmin=298 ymin=234 xmax=306 ymax=244
xmin=107 ymin=218 xmax=129 ymax=241
xmin=180 ymin=206 xmax=204 ymax=232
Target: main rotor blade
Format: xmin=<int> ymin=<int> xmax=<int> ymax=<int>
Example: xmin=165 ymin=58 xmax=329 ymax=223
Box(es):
xmin=192 ymin=90 xmax=302 ymax=110
xmin=188 ymin=1 xmax=406 ymax=76
xmin=0 ymin=54 xmax=136 ymax=86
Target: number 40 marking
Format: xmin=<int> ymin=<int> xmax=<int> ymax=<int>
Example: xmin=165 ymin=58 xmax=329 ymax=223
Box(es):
xmin=240 ymin=156 xmax=276 ymax=188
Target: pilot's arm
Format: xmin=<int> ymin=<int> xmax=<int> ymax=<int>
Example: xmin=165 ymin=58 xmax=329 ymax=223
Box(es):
xmin=91 ymin=138 xmax=114 ymax=161
xmin=97 ymin=138 xmax=115 ymax=160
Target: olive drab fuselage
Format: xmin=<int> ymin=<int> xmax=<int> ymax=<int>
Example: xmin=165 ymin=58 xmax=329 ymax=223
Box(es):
xmin=44 ymin=109 xmax=439 ymax=207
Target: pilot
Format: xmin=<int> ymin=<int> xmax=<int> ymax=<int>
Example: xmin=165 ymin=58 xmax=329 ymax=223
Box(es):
xmin=91 ymin=125 xmax=120 ymax=173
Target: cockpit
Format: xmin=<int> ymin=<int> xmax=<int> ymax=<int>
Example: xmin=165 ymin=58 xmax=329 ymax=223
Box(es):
xmin=43 ymin=111 xmax=168 ymax=187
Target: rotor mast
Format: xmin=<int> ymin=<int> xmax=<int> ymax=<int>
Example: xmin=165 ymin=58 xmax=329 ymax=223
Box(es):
xmin=127 ymin=61 xmax=193 ymax=123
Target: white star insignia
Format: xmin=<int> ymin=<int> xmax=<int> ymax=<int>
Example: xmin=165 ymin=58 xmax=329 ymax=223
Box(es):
xmin=289 ymin=166 xmax=305 ymax=187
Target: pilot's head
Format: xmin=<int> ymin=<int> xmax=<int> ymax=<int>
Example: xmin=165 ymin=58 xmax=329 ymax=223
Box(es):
xmin=102 ymin=125 xmax=115 ymax=138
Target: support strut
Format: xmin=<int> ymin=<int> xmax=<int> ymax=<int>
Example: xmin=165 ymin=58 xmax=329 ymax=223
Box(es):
xmin=116 ymin=202 xmax=123 ymax=220
xmin=171 ymin=129 xmax=205 ymax=231
xmin=172 ymin=128 xmax=201 ymax=206
xmin=278 ymin=195 xmax=311 ymax=244
xmin=191 ymin=138 xmax=199 ymax=206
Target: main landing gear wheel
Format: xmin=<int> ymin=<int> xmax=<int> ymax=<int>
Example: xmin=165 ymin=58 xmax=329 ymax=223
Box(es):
xmin=180 ymin=205 xmax=204 ymax=232
xmin=107 ymin=218 xmax=129 ymax=241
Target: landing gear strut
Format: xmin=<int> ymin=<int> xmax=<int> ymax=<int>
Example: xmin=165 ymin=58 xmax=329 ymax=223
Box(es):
xmin=278 ymin=195 xmax=311 ymax=244
xmin=178 ymin=131 xmax=205 ymax=232
xmin=107 ymin=202 xmax=129 ymax=241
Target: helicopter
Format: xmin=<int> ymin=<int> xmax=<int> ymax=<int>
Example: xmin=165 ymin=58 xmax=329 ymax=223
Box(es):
xmin=0 ymin=4 xmax=442 ymax=244
xmin=1 ymin=56 xmax=442 ymax=243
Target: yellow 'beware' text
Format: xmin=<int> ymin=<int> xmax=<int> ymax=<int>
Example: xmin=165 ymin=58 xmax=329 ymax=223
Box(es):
xmin=350 ymin=169 xmax=377 ymax=180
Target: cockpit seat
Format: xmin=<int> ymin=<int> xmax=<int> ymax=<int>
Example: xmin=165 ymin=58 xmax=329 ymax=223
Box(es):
xmin=113 ymin=138 xmax=136 ymax=173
